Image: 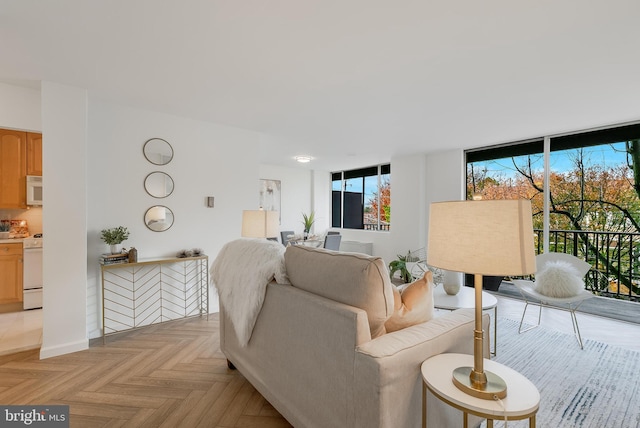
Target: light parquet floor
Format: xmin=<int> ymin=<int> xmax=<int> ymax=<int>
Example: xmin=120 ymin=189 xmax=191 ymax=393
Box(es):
xmin=2 ymin=296 xmax=639 ymax=427
xmin=0 ymin=314 xmax=292 ymax=428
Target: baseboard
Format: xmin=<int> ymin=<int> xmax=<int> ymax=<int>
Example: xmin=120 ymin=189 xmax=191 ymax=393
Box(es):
xmin=39 ymin=338 xmax=88 ymax=359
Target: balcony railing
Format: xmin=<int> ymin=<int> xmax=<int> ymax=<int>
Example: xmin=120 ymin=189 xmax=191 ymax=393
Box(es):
xmin=363 ymin=223 xmax=390 ymax=231
xmin=534 ymin=229 xmax=640 ymax=302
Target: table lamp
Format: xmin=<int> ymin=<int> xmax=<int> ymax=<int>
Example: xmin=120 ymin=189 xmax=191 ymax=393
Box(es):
xmin=427 ymin=199 xmax=535 ymax=399
xmin=241 ymin=209 xmax=279 ymax=239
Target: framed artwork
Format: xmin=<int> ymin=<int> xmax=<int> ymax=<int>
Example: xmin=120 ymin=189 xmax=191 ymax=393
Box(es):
xmin=259 ymin=179 xmax=281 ymax=223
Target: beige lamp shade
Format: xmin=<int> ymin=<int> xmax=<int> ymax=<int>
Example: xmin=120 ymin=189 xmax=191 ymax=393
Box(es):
xmin=427 ymin=199 xmax=536 ymax=276
xmin=427 ymin=199 xmax=536 ymax=400
xmin=241 ymin=210 xmax=279 ymax=238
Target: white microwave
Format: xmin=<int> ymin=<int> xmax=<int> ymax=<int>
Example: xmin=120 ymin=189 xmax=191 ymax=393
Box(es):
xmin=26 ymin=175 xmax=43 ymax=206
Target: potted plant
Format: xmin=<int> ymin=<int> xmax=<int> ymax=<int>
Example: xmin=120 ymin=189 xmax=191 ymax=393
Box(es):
xmin=0 ymin=222 xmax=10 ymax=239
xmin=301 ymin=211 xmax=315 ymax=239
xmin=388 ymin=251 xmax=419 ymax=283
xmin=100 ymin=226 xmax=130 ymax=254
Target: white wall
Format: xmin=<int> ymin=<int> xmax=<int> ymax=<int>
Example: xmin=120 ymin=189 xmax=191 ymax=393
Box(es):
xmin=332 ymin=154 xmax=427 ymax=266
xmin=329 ymin=150 xmax=465 ymax=268
xmin=86 ymin=99 xmax=262 ymax=338
xmin=40 ymin=81 xmax=89 ymax=358
xmin=312 ymin=170 xmax=331 ymax=233
xmin=425 ymin=148 xmax=465 ymax=211
xmin=0 ymin=82 xmax=41 ymax=131
xmin=0 ymin=80 xmax=468 ymax=357
xmin=258 ymin=164 xmax=313 ymax=237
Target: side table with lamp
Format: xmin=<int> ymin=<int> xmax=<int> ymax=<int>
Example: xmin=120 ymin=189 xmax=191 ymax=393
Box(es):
xmin=422 ymin=199 xmax=540 ymax=427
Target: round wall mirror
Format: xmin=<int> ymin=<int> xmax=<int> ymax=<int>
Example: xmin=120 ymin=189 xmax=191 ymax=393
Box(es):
xmin=143 ymin=138 xmax=174 ymax=165
xmin=144 ymin=171 xmax=174 ymax=198
xmin=144 ymin=205 xmax=174 ymax=232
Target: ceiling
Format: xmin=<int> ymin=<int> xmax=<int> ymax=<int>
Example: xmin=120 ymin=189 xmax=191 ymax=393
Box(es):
xmin=1 ymin=0 xmax=639 ymax=171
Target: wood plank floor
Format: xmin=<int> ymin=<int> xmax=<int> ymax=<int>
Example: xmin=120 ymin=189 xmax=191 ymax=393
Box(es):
xmin=1 ymin=295 xmax=639 ymax=427
xmin=0 ymin=314 xmax=292 ymax=428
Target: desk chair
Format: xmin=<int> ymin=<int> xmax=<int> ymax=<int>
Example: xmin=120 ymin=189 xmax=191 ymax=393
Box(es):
xmin=323 ymin=234 xmax=342 ymax=251
xmin=280 ymin=230 xmax=294 ymax=247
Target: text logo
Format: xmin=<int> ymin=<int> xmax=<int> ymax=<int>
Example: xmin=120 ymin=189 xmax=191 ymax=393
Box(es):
xmin=1 ymin=406 xmax=69 ymax=427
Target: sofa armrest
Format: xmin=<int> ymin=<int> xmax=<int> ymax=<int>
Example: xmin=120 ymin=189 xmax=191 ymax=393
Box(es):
xmin=357 ymin=309 xmax=489 ymax=358
xmin=353 ymin=309 xmax=490 ymax=428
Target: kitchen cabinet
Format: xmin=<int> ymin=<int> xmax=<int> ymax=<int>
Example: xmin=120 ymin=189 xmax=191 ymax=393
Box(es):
xmin=0 ymin=128 xmax=41 ymax=209
xmin=0 ymin=129 xmax=27 ymax=208
xmin=26 ymin=132 xmax=42 ymax=176
xmin=0 ymin=243 xmax=23 ymax=305
xmin=0 ymin=129 xmax=27 ymax=209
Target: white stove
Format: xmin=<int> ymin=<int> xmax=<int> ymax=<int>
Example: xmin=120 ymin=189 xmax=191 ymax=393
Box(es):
xmin=23 ymin=236 xmax=43 ymax=249
xmin=23 ymin=234 xmax=43 ymax=310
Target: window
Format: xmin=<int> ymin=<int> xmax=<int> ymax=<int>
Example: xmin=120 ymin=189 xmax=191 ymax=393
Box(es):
xmin=466 ymin=122 xmax=640 ymax=301
xmin=332 ymin=164 xmax=390 ymax=231
xmin=466 ymin=123 xmax=640 ymax=233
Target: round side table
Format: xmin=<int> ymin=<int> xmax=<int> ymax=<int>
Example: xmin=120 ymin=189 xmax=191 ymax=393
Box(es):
xmin=421 ymin=353 xmax=539 ymax=428
xmin=433 ymin=285 xmax=498 ymax=356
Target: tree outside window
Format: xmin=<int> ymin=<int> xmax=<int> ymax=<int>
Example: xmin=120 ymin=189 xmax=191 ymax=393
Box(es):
xmin=466 ymin=123 xmax=640 ymax=301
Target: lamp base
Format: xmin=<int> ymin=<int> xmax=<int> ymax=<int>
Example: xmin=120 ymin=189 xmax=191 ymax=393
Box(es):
xmin=452 ymin=366 xmax=507 ymax=400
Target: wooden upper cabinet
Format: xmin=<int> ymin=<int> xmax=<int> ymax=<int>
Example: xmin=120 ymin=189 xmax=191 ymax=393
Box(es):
xmin=0 ymin=129 xmax=27 ymax=209
xmin=26 ymin=132 xmax=43 ymax=176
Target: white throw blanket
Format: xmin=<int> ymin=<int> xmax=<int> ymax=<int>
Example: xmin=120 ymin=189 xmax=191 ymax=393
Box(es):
xmin=211 ymin=238 xmax=289 ymax=346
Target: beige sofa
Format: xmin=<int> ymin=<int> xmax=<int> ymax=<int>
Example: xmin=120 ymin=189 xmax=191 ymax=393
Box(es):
xmin=219 ymin=244 xmax=488 ymax=428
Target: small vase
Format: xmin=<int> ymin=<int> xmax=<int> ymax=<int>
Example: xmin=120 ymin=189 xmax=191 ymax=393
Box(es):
xmin=110 ymin=244 xmax=121 ymax=254
xmin=443 ymin=282 xmax=461 ymax=295
xmin=443 ymin=270 xmax=463 ymax=295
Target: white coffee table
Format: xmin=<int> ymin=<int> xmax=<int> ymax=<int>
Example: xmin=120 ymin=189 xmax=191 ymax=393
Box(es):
xmin=433 ymin=285 xmax=498 ymax=355
xmin=422 ymin=353 xmax=539 ymax=428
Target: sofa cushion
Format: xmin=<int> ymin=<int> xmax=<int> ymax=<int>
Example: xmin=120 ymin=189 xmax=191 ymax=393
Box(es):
xmin=385 ymin=271 xmax=434 ymax=332
xmin=284 ymin=245 xmax=394 ymax=338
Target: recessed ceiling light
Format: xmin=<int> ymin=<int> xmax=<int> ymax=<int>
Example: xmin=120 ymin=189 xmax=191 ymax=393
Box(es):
xmin=295 ymin=156 xmax=312 ymax=163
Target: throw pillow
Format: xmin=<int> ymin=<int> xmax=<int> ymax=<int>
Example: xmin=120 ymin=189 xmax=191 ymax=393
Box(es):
xmin=534 ymin=260 xmax=584 ymax=298
xmin=384 ymin=270 xmax=434 ymax=333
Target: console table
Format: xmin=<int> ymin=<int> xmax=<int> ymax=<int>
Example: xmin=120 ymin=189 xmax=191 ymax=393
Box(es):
xmin=101 ymin=255 xmax=209 ymax=341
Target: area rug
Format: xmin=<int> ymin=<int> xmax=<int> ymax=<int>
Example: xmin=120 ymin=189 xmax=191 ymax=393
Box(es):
xmin=480 ymin=318 xmax=640 ymax=427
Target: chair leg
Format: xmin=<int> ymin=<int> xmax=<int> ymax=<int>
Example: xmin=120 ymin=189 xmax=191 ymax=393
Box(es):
xmin=569 ymin=309 xmax=584 ymax=350
xmin=518 ymin=301 xmax=543 ymax=334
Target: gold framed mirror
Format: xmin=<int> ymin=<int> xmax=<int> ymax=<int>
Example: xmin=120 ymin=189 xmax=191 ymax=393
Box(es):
xmin=144 ymin=171 xmax=174 ymax=198
xmin=144 ymin=205 xmax=174 ymax=232
xmin=143 ymin=138 xmax=173 ymax=165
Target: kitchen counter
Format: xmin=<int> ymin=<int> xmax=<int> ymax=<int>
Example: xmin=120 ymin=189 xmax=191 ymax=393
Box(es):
xmin=0 ymin=238 xmax=28 ymax=245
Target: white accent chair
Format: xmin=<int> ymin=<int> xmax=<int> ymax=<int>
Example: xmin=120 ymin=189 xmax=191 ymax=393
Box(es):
xmin=512 ymin=252 xmax=593 ymax=349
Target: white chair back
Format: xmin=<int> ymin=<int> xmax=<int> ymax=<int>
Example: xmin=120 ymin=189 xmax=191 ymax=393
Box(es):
xmin=536 ymin=252 xmax=591 ymax=277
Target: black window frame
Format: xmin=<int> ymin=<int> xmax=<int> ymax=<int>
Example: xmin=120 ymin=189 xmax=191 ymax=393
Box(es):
xmin=332 ymin=164 xmax=390 ymax=231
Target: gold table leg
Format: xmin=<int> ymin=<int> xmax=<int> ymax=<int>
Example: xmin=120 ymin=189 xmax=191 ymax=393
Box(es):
xmin=422 ymin=381 xmax=426 ymax=428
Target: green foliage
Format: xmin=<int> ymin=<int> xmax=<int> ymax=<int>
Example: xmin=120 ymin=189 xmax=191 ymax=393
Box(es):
xmin=0 ymin=222 xmax=9 ymax=232
xmin=100 ymin=226 xmax=130 ymax=245
xmin=388 ymin=251 xmax=418 ymax=283
xmin=301 ymin=211 xmax=315 ymax=232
